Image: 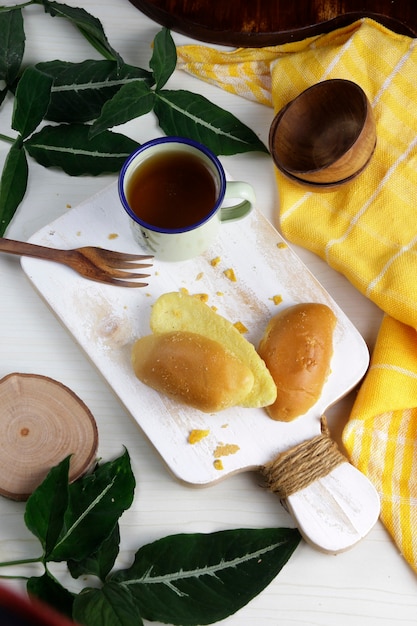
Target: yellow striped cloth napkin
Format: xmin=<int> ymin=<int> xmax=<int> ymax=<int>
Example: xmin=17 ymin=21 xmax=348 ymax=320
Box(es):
xmin=178 ymin=18 xmax=417 ymax=571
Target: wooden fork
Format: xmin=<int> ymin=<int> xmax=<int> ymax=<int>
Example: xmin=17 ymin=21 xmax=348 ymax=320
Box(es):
xmin=0 ymin=238 xmax=153 ymax=288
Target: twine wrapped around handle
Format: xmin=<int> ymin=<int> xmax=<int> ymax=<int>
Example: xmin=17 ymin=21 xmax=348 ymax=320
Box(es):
xmin=261 ymin=417 xmax=347 ymax=500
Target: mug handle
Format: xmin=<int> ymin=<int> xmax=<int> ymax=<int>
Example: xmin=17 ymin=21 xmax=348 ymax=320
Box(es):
xmin=219 ymin=181 xmax=256 ymax=222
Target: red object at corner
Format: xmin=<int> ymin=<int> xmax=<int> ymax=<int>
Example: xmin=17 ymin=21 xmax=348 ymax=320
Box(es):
xmin=0 ymin=585 xmax=77 ymax=625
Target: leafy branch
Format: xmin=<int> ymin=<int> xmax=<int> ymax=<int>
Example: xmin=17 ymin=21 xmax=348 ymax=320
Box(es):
xmin=0 ymin=2 xmax=268 ymax=236
xmin=0 ymin=450 xmax=301 ymax=626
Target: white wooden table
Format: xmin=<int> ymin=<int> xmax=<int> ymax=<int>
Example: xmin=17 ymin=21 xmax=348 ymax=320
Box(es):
xmin=0 ymin=1 xmax=415 ymax=624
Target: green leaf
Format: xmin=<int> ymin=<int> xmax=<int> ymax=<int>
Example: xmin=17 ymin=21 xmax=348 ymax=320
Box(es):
xmin=48 ymin=449 xmax=135 ymax=562
xmin=0 ymin=140 xmax=28 ymax=236
xmin=73 ymin=582 xmax=143 ymax=626
xmin=112 ymin=527 xmax=301 ymax=625
xmin=0 ymin=8 xmax=25 ymax=87
xmin=27 ymin=571 xmax=75 ymax=619
xmin=150 ymin=27 xmax=177 ymax=90
xmin=34 ymin=0 xmax=122 ymax=65
xmin=24 ymin=456 xmax=71 ymax=559
xmin=36 ymin=60 xmax=154 ymax=124
xmin=89 ymin=80 xmax=155 ymax=138
xmin=24 ymin=124 xmax=139 ymax=176
xmin=68 ymin=523 xmax=120 ymax=582
xmin=154 ymin=89 xmax=269 ymax=156
xmin=12 ymin=66 xmax=53 ymax=139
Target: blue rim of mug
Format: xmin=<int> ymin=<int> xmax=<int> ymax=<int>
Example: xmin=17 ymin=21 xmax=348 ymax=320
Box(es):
xmin=118 ymin=136 xmax=226 ymax=234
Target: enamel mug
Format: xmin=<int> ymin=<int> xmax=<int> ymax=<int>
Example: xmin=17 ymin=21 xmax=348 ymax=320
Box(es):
xmin=118 ymin=136 xmax=255 ymax=262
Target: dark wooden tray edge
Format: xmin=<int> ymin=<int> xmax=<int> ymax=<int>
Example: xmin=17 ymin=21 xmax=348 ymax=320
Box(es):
xmin=129 ymin=3 xmax=417 ymax=47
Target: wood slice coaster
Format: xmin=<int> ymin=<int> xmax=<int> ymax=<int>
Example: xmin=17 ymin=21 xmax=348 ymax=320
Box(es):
xmin=0 ymin=373 xmax=99 ymax=501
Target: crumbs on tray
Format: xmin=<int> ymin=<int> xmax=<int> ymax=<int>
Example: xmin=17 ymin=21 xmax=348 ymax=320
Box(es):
xmin=233 ymin=321 xmax=248 ymax=334
xmin=213 ymin=443 xmax=240 ymax=471
xmin=214 ymin=443 xmax=240 ymax=458
xmin=188 ymin=428 xmax=240 ymax=472
xmin=179 ymin=287 xmax=208 ymax=303
xmin=193 ymin=293 xmax=209 ymax=303
xmin=223 ymin=268 xmax=237 ymax=282
xmin=188 ymin=429 xmax=210 ymax=444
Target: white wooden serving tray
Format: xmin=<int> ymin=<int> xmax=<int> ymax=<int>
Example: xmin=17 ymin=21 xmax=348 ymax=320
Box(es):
xmin=21 ymin=180 xmax=379 ymax=553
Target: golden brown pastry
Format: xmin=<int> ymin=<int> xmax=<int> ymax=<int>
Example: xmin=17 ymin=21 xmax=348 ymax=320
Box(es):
xmin=149 ymin=291 xmax=277 ymax=409
xmin=132 ymin=330 xmax=254 ymax=413
xmin=257 ymin=303 xmax=337 ymax=421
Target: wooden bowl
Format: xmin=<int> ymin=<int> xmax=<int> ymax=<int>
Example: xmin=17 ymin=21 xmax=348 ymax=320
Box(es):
xmin=0 ymin=373 xmax=99 ymax=500
xmin=269 ymin=79 xmax=376 ymax=187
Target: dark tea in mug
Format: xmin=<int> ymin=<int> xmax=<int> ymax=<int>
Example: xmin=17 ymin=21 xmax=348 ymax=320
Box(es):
xmin=118 ymin=137 xmax=254 ymax=261
xmin=125 ymin=150 xmax=218 ymax=230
